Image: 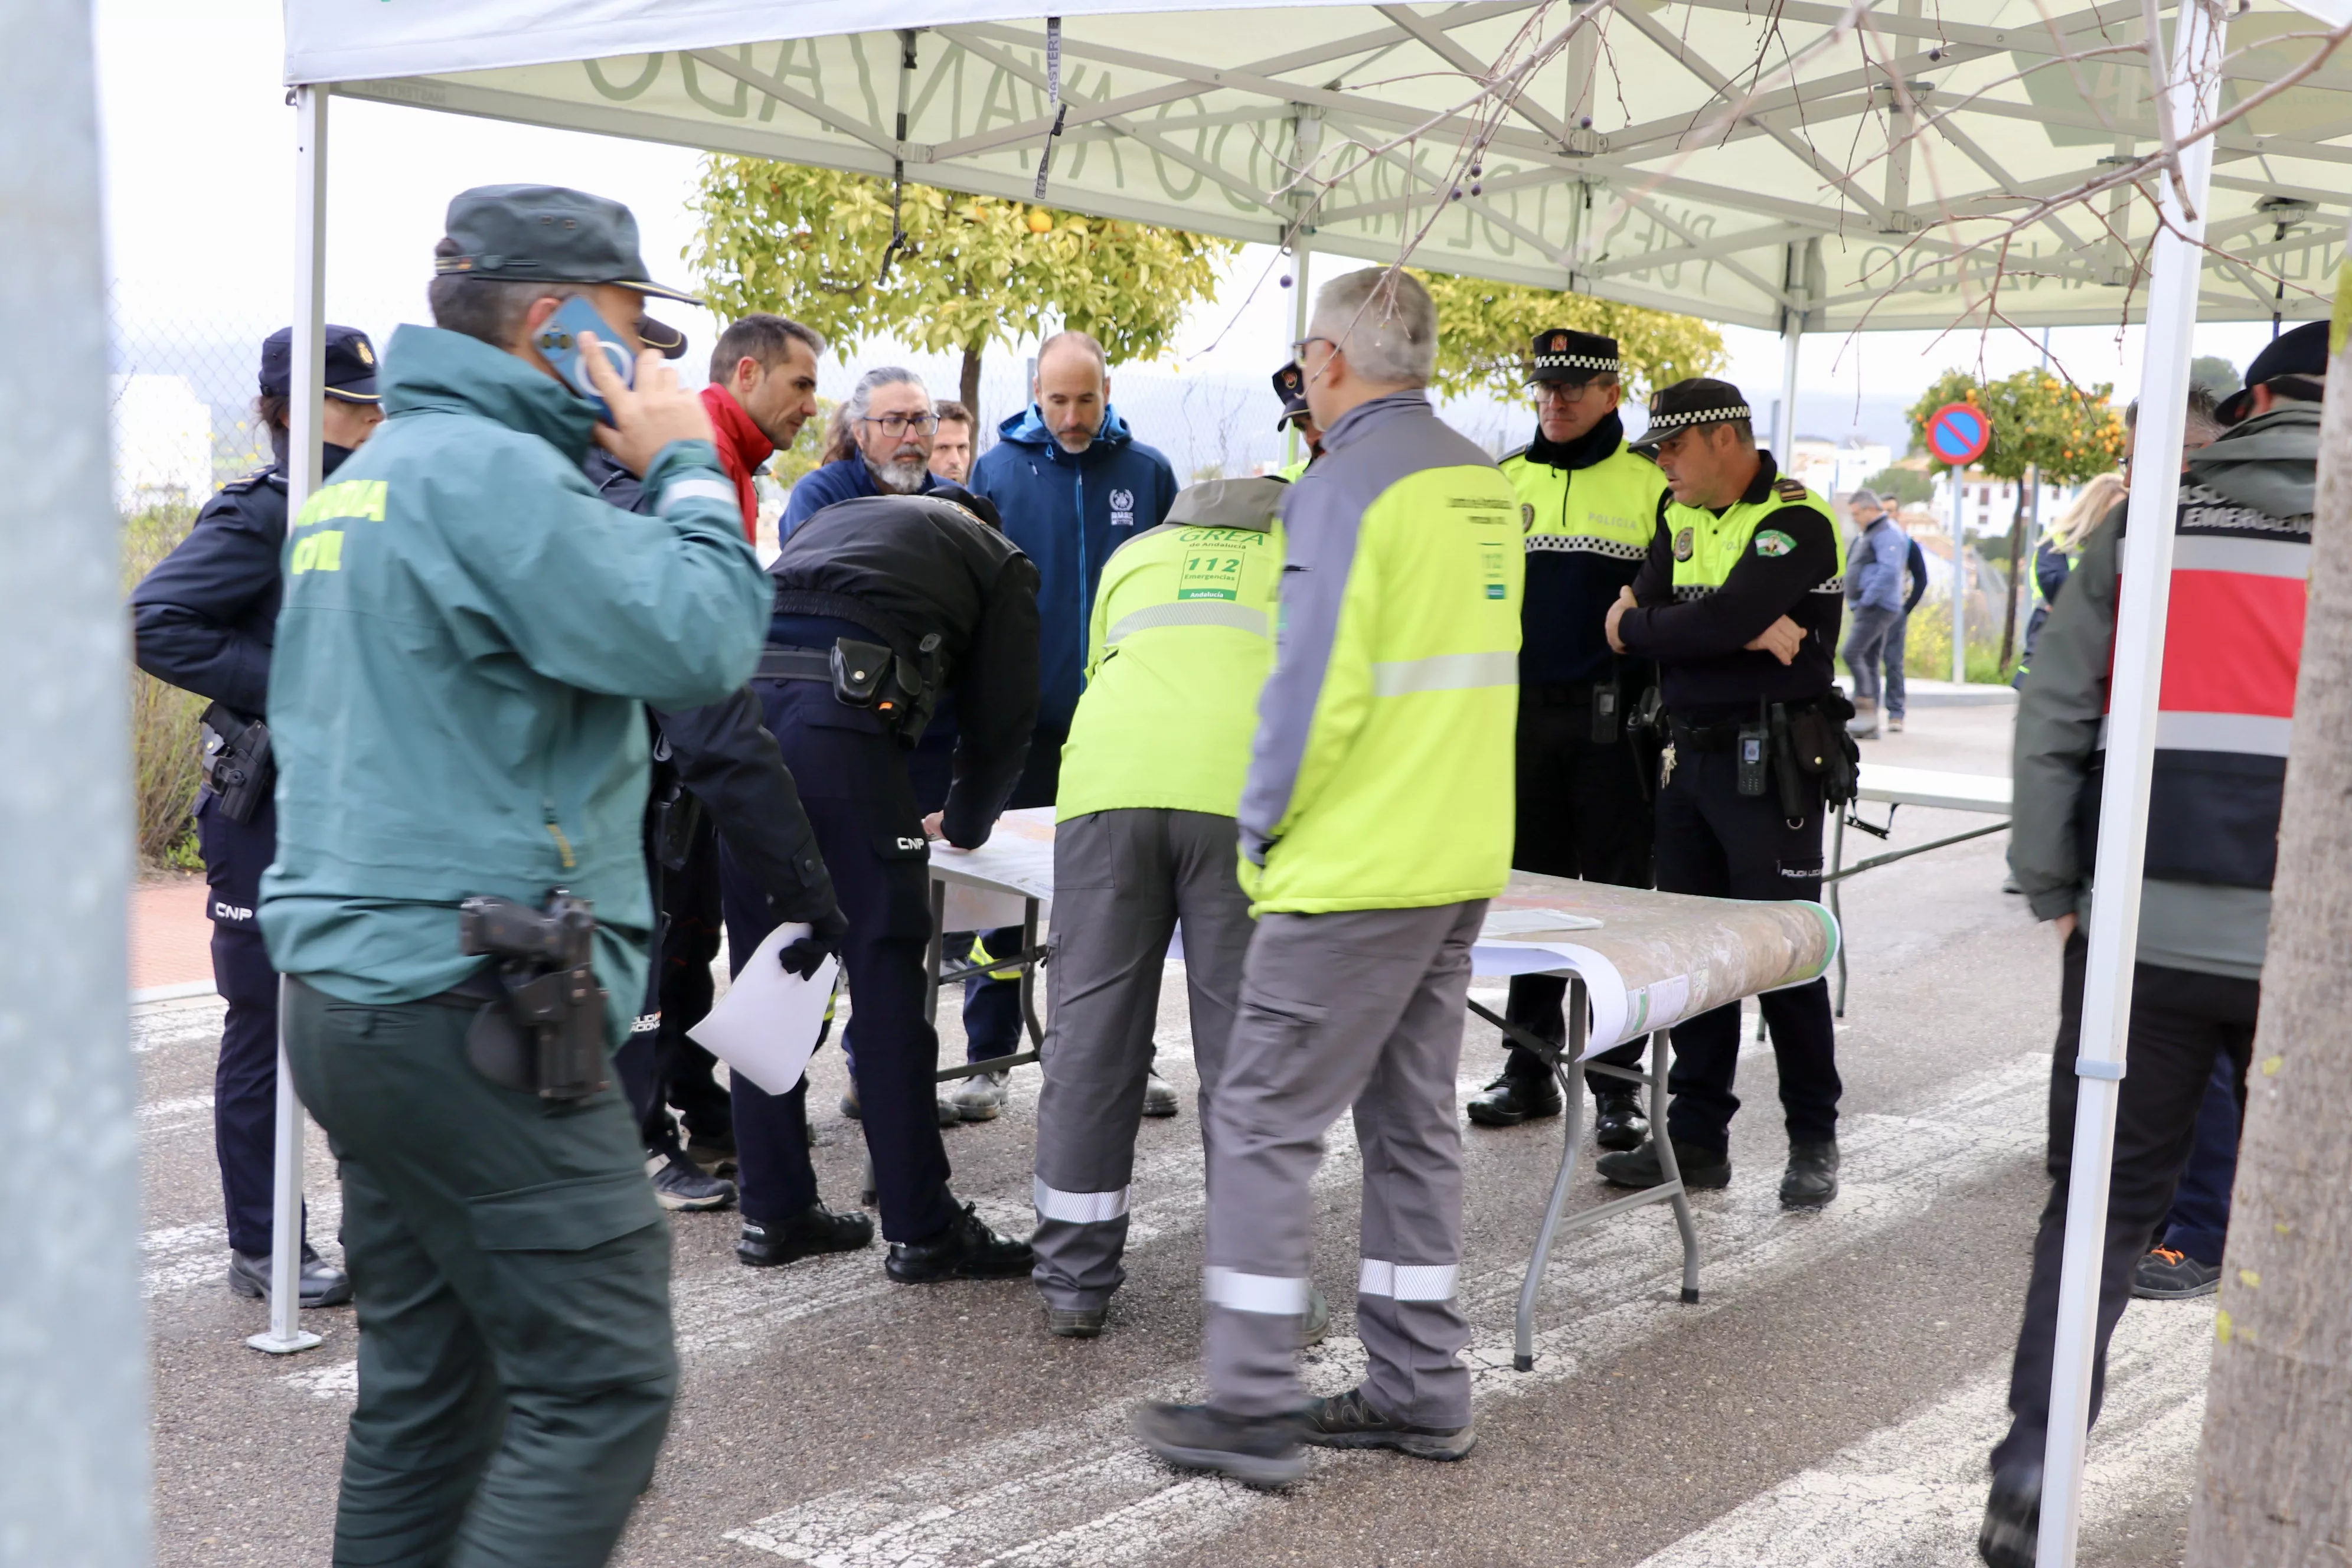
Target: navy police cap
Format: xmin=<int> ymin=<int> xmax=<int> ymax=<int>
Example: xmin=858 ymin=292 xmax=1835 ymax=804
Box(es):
xmin=1634 ymin=377 xmax=1753 ymax=452
xmin=1527 ymin=327 xmax=1620 ymax=383
xmin=1271 ymin=360 xmax=1311 ymax=427
xmin=436 ymin=184 xmax=703 ymax=305
xmin=260 ymin=324 xmax=380 ymax=403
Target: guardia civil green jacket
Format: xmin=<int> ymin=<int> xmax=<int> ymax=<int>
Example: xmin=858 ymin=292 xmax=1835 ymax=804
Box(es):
xmin=1056 ymin=476 xmax=1285 ymax=822
xmin=259 ymin=325 xmax=772 ymax=1044
xmin=1237 ymin=393 xmax=1523 ymax=914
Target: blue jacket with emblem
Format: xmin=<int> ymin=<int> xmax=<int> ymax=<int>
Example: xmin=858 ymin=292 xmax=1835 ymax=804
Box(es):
xmin=779 ymin=453 xmax=942 ymax=541
xmin=967 ymin=403 xmax=1178 ymax=732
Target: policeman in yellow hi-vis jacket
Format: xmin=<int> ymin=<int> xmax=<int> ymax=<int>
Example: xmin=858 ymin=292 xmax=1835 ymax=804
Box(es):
xmin=1471 ymin=329 xmax=1666 ymax=1147
xmin=1136 ymin=268 xmax=1520 ymax=1484
xmin=1600 ymin=378 xmax=1850 ymax=1212
xmin=1030 ymin=476 xmax=1286 ymax=1340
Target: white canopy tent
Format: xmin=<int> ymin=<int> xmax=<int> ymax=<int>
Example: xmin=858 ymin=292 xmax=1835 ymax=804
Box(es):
xmin=266 ymin=4 xmax=2348 ymax=1563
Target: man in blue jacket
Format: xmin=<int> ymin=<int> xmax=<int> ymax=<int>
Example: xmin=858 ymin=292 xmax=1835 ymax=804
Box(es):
xmin=778 ymin=365 xmax=943 ymax=539
xmin=961 ymin=331 xmax=1179 ymax=1111
xmin=1840 ymin=488 xmax=1909 ymax=739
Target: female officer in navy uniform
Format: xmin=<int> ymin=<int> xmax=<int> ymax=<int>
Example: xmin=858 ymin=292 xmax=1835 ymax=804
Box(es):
xmin=130 ymin=325 xmax=383 ymax=1307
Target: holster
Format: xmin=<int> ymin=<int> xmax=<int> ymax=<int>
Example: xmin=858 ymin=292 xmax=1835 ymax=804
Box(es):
xmin=454 ymin=892 xmax=610 ymax=1101
xmin=199 ymin=701 xmax=275 ymax=824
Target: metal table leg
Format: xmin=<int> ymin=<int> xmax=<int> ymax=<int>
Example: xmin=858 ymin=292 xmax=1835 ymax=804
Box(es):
xmin=1514 ymin=980 xmax=1587 ymax=1371
xmin=1652 ymin=1029 xmax=1701 ymax=1304
xmin=1829 ymin=811 xmax=1848 ymax=1018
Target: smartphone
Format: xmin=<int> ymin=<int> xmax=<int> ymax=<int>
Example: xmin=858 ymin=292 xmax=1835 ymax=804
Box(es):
xmin=533 ymin=294 xmax=634 ymax=422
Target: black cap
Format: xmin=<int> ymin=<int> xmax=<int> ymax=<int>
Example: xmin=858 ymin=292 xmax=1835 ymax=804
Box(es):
xmin=1272 ymin=361 xmax=1311 ymax=427
xmin=637 ymin=315 xmax=688 ymax=360
xmin=260 ymin=324 xmax=380 ymax=403
xmin=1526 ymin=328 xmax=1620 ymax=384
xmin=1634 ymin=377 xmax=1753 ymax=451
xmin=2216 ymin=319 xmax=2329 ymax=424
xmin=435 ymin=184 xmax=703 ymax=305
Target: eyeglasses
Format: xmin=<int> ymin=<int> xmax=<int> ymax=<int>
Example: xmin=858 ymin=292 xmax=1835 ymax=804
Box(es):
xmin=861 ymin=412 xmax=937 ymax=435
xmin=1533 ymin=380 xmax=1605 ymax=404
xmin=1289 ymin=337 xmax=1337 ymax=360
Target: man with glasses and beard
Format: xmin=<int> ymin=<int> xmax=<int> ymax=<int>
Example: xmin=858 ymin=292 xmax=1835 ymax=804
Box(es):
xmin=780 ymin=366 xmax=943 ymax=538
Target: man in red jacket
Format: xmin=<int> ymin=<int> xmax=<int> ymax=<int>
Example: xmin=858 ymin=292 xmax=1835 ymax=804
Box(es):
xmin=700 ymin=313 xmax=825 ymax=540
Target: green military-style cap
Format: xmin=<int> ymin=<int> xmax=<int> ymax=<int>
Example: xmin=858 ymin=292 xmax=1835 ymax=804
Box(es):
xmin=435 ymin=184 xmax=703 ymax=305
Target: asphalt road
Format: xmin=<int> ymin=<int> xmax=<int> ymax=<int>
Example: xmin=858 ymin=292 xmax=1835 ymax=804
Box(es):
xmin=139 ymin=696 xmax=2214 ymax=1567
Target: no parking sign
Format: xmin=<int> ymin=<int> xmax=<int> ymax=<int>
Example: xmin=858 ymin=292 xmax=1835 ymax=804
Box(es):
xmin=1926 ymin=401 xmax=1993 ymax=466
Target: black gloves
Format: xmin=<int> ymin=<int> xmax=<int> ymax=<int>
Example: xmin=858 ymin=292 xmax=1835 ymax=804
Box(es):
xmin=775 ymin=905 xmax=848 ymax=981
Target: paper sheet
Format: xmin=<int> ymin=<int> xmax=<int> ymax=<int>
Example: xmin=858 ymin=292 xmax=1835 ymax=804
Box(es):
xmin=687 ymin=922 xmax=837 ymax=1096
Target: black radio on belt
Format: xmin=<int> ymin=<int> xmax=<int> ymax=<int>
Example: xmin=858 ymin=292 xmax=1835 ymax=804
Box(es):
xmin=1590 ymin=681 xmax=1621 ymax=746
xmin=1736 ymin=716 xmax=1771 ymax=796
xmin=458 ymin=890 xmax=608 ymax=1101
xmin=198 ymin=701 xmax=275 ymax=825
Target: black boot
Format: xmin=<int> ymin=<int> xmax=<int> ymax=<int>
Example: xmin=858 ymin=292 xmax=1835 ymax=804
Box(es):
xmin=1594 ymin=1136 xmax=1730 ymax=1191
xmin=1977 ymin=1465 xmax=2041 ymax=1566
xmin=1132 ymin=1402 xmax=1306 ymax=1487
xmin=1779 ymin=1140 xmax=1840 ymax=1208
xmin=1590 ymin=1089 xmax=1649 ymax=1152
xmin=1466 ymin=1070 xmax=1562 ymax=1128
xmin=737 ymin=1203 xmax=874 ymax=1267
xmin=228 ymin=1244 xmax=352 ymax=1308
xmin=886 ymin=1201 xmax=1035 ymax=1282
xmin=1298 ymin=1386 xmax=1475 ymax=1460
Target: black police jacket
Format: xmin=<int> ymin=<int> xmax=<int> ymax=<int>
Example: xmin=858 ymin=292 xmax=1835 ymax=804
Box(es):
xmin=586 ymin=447 xmax=840 ymax=928
xmin=769 ymin=493 xmax=1041 ymax=850
xmin=130 ymin=439 xmax=353 ymax=717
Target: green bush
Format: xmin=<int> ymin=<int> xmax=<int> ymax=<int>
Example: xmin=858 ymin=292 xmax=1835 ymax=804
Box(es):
xmin=121 ymin=504 xmax=210 ymax=870
xmin=1902 ymin=603 xmax=2017 ymax=685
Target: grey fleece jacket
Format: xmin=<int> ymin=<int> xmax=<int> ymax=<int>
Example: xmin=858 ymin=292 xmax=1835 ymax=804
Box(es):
xmin=2007 ymin=403 xmax=2320 ymax=980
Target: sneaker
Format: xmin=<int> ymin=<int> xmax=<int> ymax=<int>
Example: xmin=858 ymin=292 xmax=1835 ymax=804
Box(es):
xmin=1298 ymin=1386 xmax=1476 ymax=1461
xmin=1301 ymin=1284 xmax=1329 ymax=1347
xmin=1132 ymin=1402 xmax=1306 ymax=1487
xmin=840 ymin=1087 xmax=861 ymax=1120
xmin=2132 ymin=1245 xmax=2222 ymax=1300
xmin=1045 ymin=1304 xmax=1107 ymax=1338
xmin=1141 ymin=1069 xmax=1180 ymax=1119
xmin=1592 ymin=1089 xmax=1649 ymax=1152
xmin=1595 ymin=1136 xmax=1730 ymax=1191
xmin=886 ymin=1201 xmax=1035 ymax=1282
xmin=1779 ymin=1140 xmax=1840 ymax=1208
xmin=1845 ymin=697 xmax=1882 ymax=740
xmin=1887 ymin=714 xmax=1905 ymax=733
xmin=737 ymin=1204 xmax=874 ymax=1267
xmin=1977 ymin=1465 xmax=2041 ymax=1567
xmin=953 ymin=1070 xmax=1010 ymax=1122
xmin=650 ymin=1152 xmax=737 ymax=1212
xmin=1465 ymin=1071 xmax=1562 ymax=1128
xmin=227 ymin=1244 xmax=352 ymax=1309
xmin=937 ymin=1095 xmax=962 ymax=1128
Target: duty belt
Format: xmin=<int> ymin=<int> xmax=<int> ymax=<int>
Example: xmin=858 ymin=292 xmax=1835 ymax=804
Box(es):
xmin=1667 ymin=714 xmax=1747 ymax=753
xmin=756 ymin=646 xmax=834 ymax=682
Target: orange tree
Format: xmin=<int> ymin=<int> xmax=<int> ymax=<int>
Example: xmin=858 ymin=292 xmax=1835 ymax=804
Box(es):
xmin=1410 ymin=269 xmax=1727 ymax=406
xmin=1907 ymin=369 xmax=2125 ymax=665
xmin=689 ymin=159 xmax=1236 ymax=429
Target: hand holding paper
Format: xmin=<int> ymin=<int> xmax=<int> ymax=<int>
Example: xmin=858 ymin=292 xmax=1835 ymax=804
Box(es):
xmin=687 ymin=922 xmax=838 ymax=1096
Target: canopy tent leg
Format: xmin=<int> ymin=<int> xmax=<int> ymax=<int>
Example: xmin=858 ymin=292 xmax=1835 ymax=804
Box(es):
xmin=1285 ymin=237 xmax=1311 ymax=469
xmin=2036 ymin=4 xmax=2228 ymax=1561
xmin=250 ymin=83 xmax=329 ymax=1358
xmin=1773 ymin=298 xmax=1801 ymax=470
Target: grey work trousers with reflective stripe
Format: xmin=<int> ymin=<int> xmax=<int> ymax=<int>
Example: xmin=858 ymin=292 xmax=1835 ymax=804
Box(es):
xmin=1204 ymin=900 xmax=1485 ymax=1429
xmin=1031 ymin=808 xmax=1257 ymax=1310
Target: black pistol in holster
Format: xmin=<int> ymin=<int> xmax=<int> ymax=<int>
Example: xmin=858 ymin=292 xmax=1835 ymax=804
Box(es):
xmin=199 ymin=701 xmax=275 ymax=824
xmin=458 ymin=890 xmax=609 ymax=1101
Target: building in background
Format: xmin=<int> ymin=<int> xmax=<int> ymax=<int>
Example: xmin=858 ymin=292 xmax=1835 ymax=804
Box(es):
xmin=1788 ymin=436 xmax=1891 ymax=500
xmin=109 ymin=374 xmax=211 ymax=513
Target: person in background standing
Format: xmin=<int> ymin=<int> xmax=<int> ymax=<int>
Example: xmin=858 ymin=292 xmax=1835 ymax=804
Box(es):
xmin=1270 ymin=361 xmax=1322 ymax=480
xmin=1840 ymin=488 xmax=1908 ymax=740
xmin=962 ymin=331 xmax=1181 ymax=1120
xmin=931 ymin=398 xmax=975 ymax=485
xmin=781 ymin=367 xmax=943 ymax=539
xmin=1886 ymin=518 xmax=1928 ymax=733
xmin=698 ymin=312 xmax=821 ymax=544
xmin=130 ymin=323 xmax=385 ymax=1311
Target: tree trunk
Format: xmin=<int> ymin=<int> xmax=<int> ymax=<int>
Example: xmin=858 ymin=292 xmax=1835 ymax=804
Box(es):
xmin=1999 ymin=466 xmax=2030 ymax=670
xmin=2184 ymin=283 xmax=2352 ymax=1564
xmin=960 ymin=346 xmax=984 ymax=439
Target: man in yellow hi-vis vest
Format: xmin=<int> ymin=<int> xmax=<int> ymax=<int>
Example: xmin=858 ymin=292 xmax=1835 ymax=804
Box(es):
xmin=1031 ymin=476 xmax=1286 ymax=1340
xmin=1135 ymin=269 xmax=1520 ymax=1484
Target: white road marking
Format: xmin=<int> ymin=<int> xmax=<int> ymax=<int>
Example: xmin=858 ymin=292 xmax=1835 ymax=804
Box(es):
xmin=1631 ymin=1299 xmax=2214 ymax=1567
xmin=133 ymin=995 xmax=227 ymax=1054
xmin=726 ymin=1052 xmax=2054 ymax=1567
xmin=140 ymin=1092 xmax=215 ymax=1132
xmin=282 ymin=1359 xmax=362 ymax=1402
